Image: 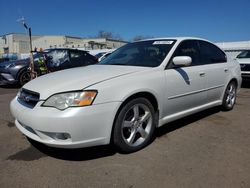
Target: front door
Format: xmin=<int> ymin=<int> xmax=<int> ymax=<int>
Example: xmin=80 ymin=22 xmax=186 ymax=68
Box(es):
xmin=163 ymin=40 xmax=207 ymax=120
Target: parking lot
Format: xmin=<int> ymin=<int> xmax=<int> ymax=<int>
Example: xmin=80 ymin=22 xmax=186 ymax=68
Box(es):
xmin=0 ymin=83 xmax=250 ymax=188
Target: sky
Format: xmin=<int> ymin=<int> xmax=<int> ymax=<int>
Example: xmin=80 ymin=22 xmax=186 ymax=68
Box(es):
xmin=0 ymin=0 xmax=249 ymax=42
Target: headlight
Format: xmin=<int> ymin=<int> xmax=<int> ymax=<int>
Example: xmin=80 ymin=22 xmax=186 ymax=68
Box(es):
xmin=42 ymin=91 xmax=97 ymax=110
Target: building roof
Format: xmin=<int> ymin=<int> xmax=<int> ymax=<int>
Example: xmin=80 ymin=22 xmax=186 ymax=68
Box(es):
xmin=216 ymin=41 xmax=250 ymax=50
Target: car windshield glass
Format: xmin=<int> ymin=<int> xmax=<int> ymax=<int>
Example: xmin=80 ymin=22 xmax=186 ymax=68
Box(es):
xmin=99 ymin=40 xmax=176 ymax=67
xmin=237 ymin=50 xmax=250 ymax=58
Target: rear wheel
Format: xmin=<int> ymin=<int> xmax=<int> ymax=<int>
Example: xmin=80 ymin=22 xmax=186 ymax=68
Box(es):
xmin=19 ymin=71 xmax=31 ymax=86
xmin=221 ymin=81 xmax=237 ymax=111
xmin=112 ymin=98 xmax=156 ymax=153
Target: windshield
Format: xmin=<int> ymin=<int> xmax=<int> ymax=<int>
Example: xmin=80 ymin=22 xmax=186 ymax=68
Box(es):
xmin=236 ymin=50 xmax=250 ymax=59
xmin=99 ymin=40 xmax=176 ymax=67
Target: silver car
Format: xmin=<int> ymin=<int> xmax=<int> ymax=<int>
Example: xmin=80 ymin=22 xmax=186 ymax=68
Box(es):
xmin=10 ymin=37 xmax=242 ymax=153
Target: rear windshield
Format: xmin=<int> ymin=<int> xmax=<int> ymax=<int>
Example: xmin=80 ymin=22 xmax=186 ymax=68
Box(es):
xmin=99 ymin=40 xmax=176 ymax=67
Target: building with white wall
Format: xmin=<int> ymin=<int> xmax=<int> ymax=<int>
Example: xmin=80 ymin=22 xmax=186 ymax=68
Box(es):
xmin=71 ymin=38 xmax=128 ymax=50
xmin=216 ymin=40 xmax=250 ymax=58
xmin=0 ymin=33 xmax=40 ymax=54
xmin=0 ymin=33 xmax=128 ymax=58
xmin=32 ymin=35 xmax=83 ymax=50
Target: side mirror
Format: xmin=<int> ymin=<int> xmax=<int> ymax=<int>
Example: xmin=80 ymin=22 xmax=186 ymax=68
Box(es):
xmin=172 ymin=56 xmax=192 ymax=67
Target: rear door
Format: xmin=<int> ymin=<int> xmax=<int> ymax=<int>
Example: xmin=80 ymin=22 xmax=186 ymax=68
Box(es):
xmin=198 ymin=40 xmax=229 ymax=103
xmin=163 ymin=40 xmax=207 ymax=117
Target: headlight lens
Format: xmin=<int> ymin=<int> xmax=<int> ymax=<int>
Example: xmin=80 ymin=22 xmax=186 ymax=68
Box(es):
xmin=42 ymin=91 xmax=97 ymax=110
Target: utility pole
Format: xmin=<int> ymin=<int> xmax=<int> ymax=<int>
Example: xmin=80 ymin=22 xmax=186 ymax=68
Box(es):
xmin=17 ymin=17 xmax=36 ymax=79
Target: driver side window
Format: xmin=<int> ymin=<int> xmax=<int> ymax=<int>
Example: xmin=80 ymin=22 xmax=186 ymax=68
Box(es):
xmin=171 ymin=40 xmax=200 ymax=67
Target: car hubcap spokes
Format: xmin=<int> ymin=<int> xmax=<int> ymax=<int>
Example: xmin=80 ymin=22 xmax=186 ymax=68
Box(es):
xmin=22 ymin=73 xmax=31 ymax=84
xmin=226 ymin=84 xmax=236 ymax=107
xmin=122 ymin=104 xmax=153 ymax=147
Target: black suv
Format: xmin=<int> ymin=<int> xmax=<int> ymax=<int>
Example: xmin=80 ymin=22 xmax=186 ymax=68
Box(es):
xmin=0 ymin=49 xmax=97 ymax=86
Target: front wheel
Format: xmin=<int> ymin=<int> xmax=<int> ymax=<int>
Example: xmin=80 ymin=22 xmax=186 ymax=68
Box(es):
xmin=19 ymin=71 xmax=31 ymax=86
xmin=221 ymin=81 xmax=237 ymax=111
xmin=112 ymin=98 xmax=157 ymax=153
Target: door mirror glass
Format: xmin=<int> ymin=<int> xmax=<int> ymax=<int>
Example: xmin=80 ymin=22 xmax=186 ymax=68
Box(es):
xmin=172 ymin=56 xmax=192 ymax=67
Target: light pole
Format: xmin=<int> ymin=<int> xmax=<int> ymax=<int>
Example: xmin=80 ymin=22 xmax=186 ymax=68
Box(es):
xmin=17 ymin=17 xmax=36 ymax=79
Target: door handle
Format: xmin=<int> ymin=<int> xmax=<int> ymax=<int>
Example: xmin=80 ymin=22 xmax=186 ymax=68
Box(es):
xmin=199 ymin=72 xmax=206 ymax=77
xmin=224 ymin=68 xmax=229 ymax=73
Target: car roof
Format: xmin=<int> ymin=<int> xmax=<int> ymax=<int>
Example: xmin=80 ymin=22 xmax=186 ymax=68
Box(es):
xmin=138 ymin=37 xmax=213 ymax=43
xmin=46 ymin=48 xmax=88 ymax=53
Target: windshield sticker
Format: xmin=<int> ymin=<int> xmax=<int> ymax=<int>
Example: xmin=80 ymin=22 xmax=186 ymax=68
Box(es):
xmin=153 ymin=41 xmax=174 ymax=45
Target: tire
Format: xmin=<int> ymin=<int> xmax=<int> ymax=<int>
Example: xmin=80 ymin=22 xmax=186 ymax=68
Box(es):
xmin=18 ymin=71 xmax=31 ymax=86
xmin=112 ymin=98 xmax=157 ymax=153
xmin=221 ymin=81 xmax=237 ymax=111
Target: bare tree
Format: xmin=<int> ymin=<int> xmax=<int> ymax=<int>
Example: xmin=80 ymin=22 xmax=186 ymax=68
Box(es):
xmin=96 ymin=30 xmax=123 ymax=40
xmin=97 ymin=30 xmax=113 ymax=38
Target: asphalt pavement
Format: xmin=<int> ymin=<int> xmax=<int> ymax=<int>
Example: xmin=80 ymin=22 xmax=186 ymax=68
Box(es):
xmin=0 ymin=82 xmax=250 ymax=188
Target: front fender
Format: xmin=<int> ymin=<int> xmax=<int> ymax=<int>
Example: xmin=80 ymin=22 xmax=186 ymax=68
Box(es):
xmin=87 ymin=69 xmax=166 ymax=118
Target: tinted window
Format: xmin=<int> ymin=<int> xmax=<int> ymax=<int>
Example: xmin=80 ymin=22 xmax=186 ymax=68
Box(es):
xmin=70 ymin=51 xmax=83 ymax=59
xmin=236 ymin=50 xmax=250 ymax=59
xmin=84 ymin=53 xmax=98 ymax=65
xmin=171 ymin=40 xmax=200 ymax=66
xmin=199 ymin=41 xmax=226 ymax=64
xmin=69 ymin=51 xmax=86 ymax=67
xmin=100 ymin=40 xmax=176 ymax=67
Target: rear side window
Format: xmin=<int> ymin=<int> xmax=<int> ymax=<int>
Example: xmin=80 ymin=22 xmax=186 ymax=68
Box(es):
xmin=199 ymin=41 xmax=227 ymax=64
xmin=85 ymin=53 xmax=97 ymax=65
xmin=69 ymin=51 xmax=96 ymax=66
xmin=172 ymin=40 xmax=200 ymax=66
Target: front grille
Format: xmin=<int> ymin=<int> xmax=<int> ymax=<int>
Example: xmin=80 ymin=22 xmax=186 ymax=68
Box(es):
xmin=17 ymin=88 xmax=40 ymax=108
xmin=240 ymin=64 xmax=250 ymax=71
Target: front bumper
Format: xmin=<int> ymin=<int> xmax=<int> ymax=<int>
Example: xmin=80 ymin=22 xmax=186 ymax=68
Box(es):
xmin=0 ymin=72 xmax=17 ymax=85
xmin=241 ymin=72 xmax=250 ymax=80
xmin=10 ymin=97 xmax=121 ymax=148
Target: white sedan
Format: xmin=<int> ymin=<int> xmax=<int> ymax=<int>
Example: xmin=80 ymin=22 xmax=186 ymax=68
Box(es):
xmin=10 ymin=37 xmax=242 ymax=153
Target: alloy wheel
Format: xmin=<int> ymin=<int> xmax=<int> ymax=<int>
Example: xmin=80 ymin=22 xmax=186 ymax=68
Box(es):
xmin=121 ymin=103 xmax=153 ymax=147
xmin=225 ymin=83 xmax=236 ymax=108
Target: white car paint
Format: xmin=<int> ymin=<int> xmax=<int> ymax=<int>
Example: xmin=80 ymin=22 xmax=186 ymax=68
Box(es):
xmin=10 ymin=37 xmax=242 ymax=149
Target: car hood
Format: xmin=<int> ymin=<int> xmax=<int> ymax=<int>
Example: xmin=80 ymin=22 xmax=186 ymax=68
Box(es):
xmin=23 ymin=65 xmax=150 ymax=99
xmin=236 ymin=58 xmax=250 ymax=64
xmin=0 ymin=59 xmax=28 ymax=68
